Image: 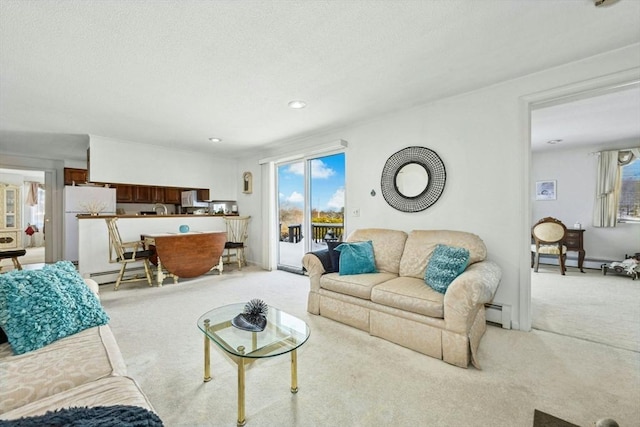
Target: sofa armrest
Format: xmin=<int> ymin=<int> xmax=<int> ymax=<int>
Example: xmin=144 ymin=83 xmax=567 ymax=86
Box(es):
xmin=84 ymin=278 xmax=100 ymax=299
xmin=302 ymin=252 xmax=327 ymax=293
xmin=444 ymin=260 xmax=502 ymax=333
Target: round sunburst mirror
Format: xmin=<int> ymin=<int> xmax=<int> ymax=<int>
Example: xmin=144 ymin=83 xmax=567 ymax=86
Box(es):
xmin=380 ymin=146 xmax=446 ymax=212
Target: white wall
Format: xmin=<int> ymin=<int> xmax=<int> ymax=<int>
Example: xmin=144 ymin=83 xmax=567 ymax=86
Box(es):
xmin=532 ymin=140 xmax=639 ymax=262
xmin=249 ymin=44 xmax=640 ymax=330
xmin=234 ymin=157 xmax=262 ymax=266
xmin=89 ymin=135 xmax=238 ymax=200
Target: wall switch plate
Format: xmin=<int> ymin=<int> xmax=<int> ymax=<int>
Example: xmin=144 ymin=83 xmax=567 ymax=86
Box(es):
xmin=352 ymin=208 xmax=360 ymax=217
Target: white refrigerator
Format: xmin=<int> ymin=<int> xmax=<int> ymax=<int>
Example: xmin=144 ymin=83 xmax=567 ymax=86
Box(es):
xmin=64 ymin=186 xmax=116 ymax=262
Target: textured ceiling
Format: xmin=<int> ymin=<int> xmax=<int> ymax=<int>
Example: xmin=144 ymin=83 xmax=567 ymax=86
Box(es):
xmin=1 ymin=0 xmax=639 ymax=159
xmin=531 ymin=85 xmax=640 ymax=152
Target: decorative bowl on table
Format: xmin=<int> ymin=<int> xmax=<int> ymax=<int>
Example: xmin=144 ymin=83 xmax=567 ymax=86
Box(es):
xmin=231 ymin=299 xmax=269 ymax=332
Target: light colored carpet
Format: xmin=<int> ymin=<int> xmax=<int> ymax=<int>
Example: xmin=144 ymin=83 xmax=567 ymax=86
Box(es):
xmin=0 ymin=246 xmax=44 ymax=271
xmin=531 ymin=265 xmax=640 ymax=352
xmin=100 ymin=267 xmax=640 ymax=427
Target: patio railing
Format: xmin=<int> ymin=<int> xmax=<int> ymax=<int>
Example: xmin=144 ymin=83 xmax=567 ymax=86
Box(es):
xmin=311 ymin=223 xmax=343 ymax=243
xmin=282 ymin=223 xmax=344 ymax=243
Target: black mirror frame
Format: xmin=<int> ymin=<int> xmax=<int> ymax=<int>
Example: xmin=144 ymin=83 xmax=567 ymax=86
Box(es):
xmin=380 ymin=146 xmax=446 ymax=212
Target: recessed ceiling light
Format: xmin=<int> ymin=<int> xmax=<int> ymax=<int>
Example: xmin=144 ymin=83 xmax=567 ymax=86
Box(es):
xmin=288 ymin=100 xmax=307 ymax=109
xmin=208 ymin=137 xmax=222 ymax=143
xmin=547 ymin=139 xmax=563 ymax=145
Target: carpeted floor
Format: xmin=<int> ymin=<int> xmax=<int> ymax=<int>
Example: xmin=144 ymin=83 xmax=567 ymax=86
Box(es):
xmin=0 ymin=246 xmax=45 ymax=271
xmin=531 ymin=265 xmax=640 ymax=352
xmin=99 ymin=266 xmax=639 ymax=427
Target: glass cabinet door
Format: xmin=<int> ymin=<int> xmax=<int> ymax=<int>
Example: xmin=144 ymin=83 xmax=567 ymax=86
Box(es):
xmin=4 ymin=187 xmax=16 ymax=228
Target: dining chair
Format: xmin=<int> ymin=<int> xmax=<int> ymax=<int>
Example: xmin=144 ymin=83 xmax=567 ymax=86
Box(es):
xmin=105 ymin=218 xmax=154 ymax=290
xmin=531 ymin=217 xmax=568 ymax=275
xmin=223 ymin=216 xmax=250 ymax=270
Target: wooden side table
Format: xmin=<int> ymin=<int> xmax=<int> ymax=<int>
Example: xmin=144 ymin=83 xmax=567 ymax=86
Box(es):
xmin=564 ymin=229 xmax=585 ymax=273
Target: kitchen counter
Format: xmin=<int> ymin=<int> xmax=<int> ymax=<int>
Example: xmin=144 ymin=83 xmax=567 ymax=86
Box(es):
xmin=77 ymin=214 xmax=238 ymax=219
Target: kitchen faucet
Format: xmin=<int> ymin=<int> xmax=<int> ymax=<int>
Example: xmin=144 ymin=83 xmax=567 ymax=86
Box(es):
xmin=154 ymin=203 xmax=168 ymax=215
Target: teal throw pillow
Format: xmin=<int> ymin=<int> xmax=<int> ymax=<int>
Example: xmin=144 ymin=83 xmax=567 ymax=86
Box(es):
xmin=0 ymin=261 xmax=109 ymax=355
xmin=424 ymin=244 xmax=470 ymax=294
xmin=335 ymin=241 xmax=377 ymax=275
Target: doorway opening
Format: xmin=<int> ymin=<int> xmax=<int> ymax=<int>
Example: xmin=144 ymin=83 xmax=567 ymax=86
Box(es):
xmin=0 ymin=168 xmax=47 ymax=269
xmin=528 ymin=81 xmax=639 ymax=351
xmin=276 ymin=152 xmax=345 ymax=273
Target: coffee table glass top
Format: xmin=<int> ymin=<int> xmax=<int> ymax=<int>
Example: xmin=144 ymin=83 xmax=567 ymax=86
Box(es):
xmin=197 ymin=303 xmax=310 ymax=358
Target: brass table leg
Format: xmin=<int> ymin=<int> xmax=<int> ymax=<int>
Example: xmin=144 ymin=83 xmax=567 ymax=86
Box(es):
xmin=290 ymin=349 xmax=298 ymax=393
xmin=203 ymin=319 xmax=211 ymax=382
xmin=237 ymin=356 xmax=246 ymax=426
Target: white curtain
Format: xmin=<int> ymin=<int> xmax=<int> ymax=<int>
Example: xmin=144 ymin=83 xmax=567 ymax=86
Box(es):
xmin=593 ymin=148 xmax=640 ymax=227
xmin=26 ymin=181 xmax=39 ymax=206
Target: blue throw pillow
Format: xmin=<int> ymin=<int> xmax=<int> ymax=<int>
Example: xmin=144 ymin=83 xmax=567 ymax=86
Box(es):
xmin=424 ymin=244 xmax=470 ymax=294
xmin=335 ymin=241 xmax=377 ymax=275
xmin=0 ymin=261 xmax=109 ymax=355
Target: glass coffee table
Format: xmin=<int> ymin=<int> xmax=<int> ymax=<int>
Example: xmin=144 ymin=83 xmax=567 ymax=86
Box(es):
xmin=197 ymin=303 xmax=310 ymax=426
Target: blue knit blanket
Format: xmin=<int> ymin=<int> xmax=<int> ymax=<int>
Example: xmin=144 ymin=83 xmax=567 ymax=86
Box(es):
xmin=0 ymin=405 xmax=163 ymax=427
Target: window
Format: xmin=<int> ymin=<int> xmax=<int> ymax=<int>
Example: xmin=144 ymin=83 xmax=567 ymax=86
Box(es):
xmin=619 ymin=157 xmax=640 ymax=223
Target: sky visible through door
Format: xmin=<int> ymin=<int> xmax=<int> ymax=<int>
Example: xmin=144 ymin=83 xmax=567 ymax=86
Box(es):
xmin=277 ymin=153 xmax=345 ymax=271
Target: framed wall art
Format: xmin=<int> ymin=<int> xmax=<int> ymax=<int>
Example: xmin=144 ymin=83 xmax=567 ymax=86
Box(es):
xmin=535 ymin=180 xmax=556 ymax=200
xmin=242 ymin=172 xmax=253 ymax=194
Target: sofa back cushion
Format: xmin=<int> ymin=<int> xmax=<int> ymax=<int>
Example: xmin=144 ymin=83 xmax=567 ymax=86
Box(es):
xmin=346 ymin=229 xmax=408 ymax=274
xmin=399 ymin=230 xmax=487 ymax=279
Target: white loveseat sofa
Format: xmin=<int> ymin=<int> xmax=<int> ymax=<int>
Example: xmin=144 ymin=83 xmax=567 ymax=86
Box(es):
xmin=302 ymin=228 xmax=502 ymax=368
xmin=0 ymin=269 xmax=157 ymax=422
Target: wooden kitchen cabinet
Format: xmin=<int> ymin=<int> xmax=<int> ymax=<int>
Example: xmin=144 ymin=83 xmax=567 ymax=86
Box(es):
xmin=64 ymin=168 xmax=88 ymax=185
xmin=134 ymin=186 xmax=152 ymax=203
xmin=115 ymin=184 xmax=134 ymax=202
xmin=151 ymin=187 xmax=165 ymax=203
xmin=165 ymin=187 xmax=181 ymax=204
xmin=110 ymin=184 xmax=207 ymax=204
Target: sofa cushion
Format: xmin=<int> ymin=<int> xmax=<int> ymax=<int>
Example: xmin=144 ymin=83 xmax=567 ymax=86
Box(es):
xmin=399 ymin=230 xmax=487 ymax=279
xmin=425 ymin=244 xmax=470 ymax=294
xmin=346 ymin=229 xmax=408 ymax=274
xmin=0 ymin=376 xmax=155 ymax=421
xmin=320 ymin=272 xmax=397 ymax=300
xmin=371 ymin=276 xmax=444 ymax=318
xmin=0 ymin=325 xmax=127 ymax=415
xmin=335 ymin=241 xmax=377 ymax=275
xmin=0 ymin=261 xmax=109 ymax=355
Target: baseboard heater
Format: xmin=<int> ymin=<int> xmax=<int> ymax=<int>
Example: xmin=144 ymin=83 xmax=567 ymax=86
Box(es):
xmin=88 ymin=267 xmax=146 ymax=285
xmin=485 ymin=303 xmax=511 ymax=329
xmin=536 ymin=255 xmax=613 ymax=270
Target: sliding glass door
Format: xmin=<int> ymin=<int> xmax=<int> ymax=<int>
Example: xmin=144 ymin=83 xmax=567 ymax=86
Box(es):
xmin=277 ymin=152 xmax=345 ymax=273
